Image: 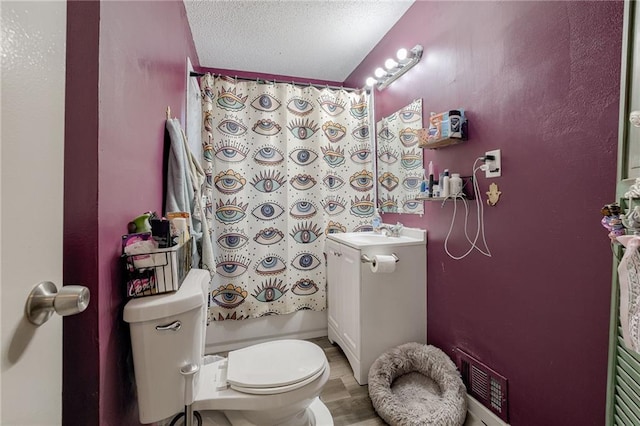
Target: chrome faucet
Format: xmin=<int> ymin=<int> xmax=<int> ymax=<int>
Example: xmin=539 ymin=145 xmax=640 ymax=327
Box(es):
xmin=374 ymin=222 xmax=404 ymax=237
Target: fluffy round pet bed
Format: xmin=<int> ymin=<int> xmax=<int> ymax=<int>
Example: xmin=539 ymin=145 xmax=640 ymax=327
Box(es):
xmin=368 ymin=342 xmax=467 ymax=426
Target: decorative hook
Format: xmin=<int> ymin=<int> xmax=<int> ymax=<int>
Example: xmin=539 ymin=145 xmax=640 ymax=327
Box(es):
xmin=486 ymin=182 xmax=501 ymax=206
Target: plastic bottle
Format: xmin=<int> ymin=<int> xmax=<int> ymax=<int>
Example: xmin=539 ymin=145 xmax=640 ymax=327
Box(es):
xmin=372 ymin=209 xmax=382 ymax=230
xmin=441 ymin=170 xmax=450 ymax=198
xmin=450 ymin=173 xmax=463 ymax=197
xmin=427 ymin=161 xmax=435 ymax=197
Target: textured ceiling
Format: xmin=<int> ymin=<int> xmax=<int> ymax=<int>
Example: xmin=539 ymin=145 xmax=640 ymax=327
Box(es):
xmin=184 ymin=0 xmax=414 ymax=83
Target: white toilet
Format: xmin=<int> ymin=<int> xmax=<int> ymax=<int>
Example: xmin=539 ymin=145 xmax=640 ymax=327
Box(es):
xmin=124 ymin=269 xmax=333 ymax=426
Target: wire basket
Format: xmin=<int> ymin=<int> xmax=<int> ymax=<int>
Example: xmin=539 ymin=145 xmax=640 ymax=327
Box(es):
xmin=123 ymin=238 xmax=192 ymax=298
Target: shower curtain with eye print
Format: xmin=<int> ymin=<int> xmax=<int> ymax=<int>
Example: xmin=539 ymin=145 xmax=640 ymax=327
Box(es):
xmin=201 ymin=74 xmax=374 ymax=321
xmin=376 ymin=99 xmax=423 ymax=215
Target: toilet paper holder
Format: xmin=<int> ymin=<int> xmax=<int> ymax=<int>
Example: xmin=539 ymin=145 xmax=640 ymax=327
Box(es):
xmin=25 ymin=281 xmax=90 ymax=326
xmin=360 ymin=253 xmax=399 ymax=264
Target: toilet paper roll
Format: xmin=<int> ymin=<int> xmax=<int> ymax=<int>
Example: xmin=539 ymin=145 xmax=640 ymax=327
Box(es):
xmin=370 ymin=254 xmax=397 ymax=273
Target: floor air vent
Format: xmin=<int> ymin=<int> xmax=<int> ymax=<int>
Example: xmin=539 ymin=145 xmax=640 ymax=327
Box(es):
xmin=457 ymin=348 xmax=509 ymax=423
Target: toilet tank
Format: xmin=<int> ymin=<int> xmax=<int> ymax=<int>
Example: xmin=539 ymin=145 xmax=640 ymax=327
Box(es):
xmin=123 ymin=269 xmax=210 ymax=424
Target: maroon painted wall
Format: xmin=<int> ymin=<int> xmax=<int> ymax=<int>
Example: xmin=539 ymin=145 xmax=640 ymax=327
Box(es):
xmin=64 ymin=1 xmax=198 ymax=424
xmin=64 ymin=2 xmax=100 ymax=424
xmin=346 ymin=2 xmax=622 ymax=425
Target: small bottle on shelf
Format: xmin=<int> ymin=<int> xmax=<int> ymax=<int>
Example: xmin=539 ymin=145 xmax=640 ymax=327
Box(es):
xmin=441 ymin=170 xmax=450 ymax=198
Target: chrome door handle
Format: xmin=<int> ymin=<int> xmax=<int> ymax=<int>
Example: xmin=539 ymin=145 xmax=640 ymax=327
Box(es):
xmin=25 ymin=281 xmax=90 ymax=326
xmin=156 ymin=320 xmax=181 ymax=331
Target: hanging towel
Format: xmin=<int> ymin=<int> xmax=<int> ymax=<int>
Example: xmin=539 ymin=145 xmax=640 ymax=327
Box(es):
xmin=617 ymin=235 xmax=640 ymax=352
xmin=165 ymin=118 xmax=215 ymax=277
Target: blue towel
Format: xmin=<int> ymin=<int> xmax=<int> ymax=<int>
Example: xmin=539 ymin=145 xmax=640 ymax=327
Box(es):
xmin=165 ymin=118 xmax=214 ymax=277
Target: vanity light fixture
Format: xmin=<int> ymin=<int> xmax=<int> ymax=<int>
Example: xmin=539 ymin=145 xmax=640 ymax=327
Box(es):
xmin=365 ymin=44 xmax=423 ymax=90
xmin=384 ymin=58 xmax=399 ymax=71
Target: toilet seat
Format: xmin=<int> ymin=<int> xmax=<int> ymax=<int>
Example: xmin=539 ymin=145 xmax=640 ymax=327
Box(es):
xmin=226 ymin=339 xmax=327 ymax=394
xmin=229 ymin=362 xmax=327 ymax=395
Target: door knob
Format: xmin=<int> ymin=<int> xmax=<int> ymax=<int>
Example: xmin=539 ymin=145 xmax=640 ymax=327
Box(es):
xmin=25 ymin=281 xmax=90 ymax=326
xmin=630 ymin=110 xmax=640 ymax=127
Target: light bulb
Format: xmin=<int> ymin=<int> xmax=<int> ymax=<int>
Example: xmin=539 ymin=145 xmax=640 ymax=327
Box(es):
xmin=397 ymin=48 xmax=408 ymax=61
xmin=374 ymin=67 xmax=386 ymax=78
xmin=365 ymin=77 xmax=377 ymax=87
xmin=384 ymin=58 xmax=398 ymax=70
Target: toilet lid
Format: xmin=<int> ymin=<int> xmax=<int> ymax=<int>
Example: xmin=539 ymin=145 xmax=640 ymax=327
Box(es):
xmin=226 ymin=339 xmax=326 ymax=391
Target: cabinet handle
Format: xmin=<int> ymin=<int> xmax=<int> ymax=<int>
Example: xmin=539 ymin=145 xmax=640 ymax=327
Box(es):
xmin=630 ymin=110 xmax=640 ymax=127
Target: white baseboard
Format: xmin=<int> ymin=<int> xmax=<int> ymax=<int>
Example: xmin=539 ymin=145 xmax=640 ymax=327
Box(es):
xmin=465 ymin=395 xmax=510 ymax=426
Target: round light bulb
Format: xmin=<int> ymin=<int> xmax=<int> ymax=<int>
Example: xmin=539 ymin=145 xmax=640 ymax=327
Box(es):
xmin=374 ymin=67 xmax=386 ymax=78
xmin=384 ymin=58 xmax=398 ymax=70
xmin=365 ymin=77 xmax=377 ymax=87
xmin=397 ymin=48 xmax=408 ymax=61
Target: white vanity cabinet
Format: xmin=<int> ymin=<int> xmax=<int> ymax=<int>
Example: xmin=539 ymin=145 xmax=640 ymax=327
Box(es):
xmin=325 ymin=228 xmax=427 ymax=385
xmin=326 ymin=239 xmax=361 ymax=359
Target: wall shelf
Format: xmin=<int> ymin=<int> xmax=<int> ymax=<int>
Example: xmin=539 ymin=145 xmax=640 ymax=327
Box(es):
xmin=417 ymin=110 xmax=468 ymax=149
xmin=416 ymin=195 xmax=465 ymax=201
xmin=415 ymin=176 xmax=475 ymax=200
xmin=417 ymin=133 xmax=467 ymax=149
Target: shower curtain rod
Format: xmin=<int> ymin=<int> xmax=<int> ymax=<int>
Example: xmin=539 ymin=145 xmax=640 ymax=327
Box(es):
xmin=190 ymin=71 xmax=365 ymax=93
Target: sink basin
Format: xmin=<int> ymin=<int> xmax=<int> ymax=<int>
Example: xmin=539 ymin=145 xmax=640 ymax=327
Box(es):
xmin=326 ymin=228 xmax=426 ymax=249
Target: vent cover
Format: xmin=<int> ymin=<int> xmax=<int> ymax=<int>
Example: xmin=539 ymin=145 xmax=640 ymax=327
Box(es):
xmin=457 ymin=348 xmax=509 ymax=423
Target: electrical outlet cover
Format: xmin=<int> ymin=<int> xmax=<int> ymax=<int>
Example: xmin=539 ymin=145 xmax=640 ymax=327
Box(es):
xmin=485 ymin=149 xmax=501 ymax=178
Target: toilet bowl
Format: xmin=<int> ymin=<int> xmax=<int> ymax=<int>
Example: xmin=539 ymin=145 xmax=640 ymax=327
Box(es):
xmin=124 ymin=269 xmax=333 ymax=426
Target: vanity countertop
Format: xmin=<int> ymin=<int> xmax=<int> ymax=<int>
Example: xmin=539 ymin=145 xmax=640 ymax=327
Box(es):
xmin=326 ymin=227 xmax=426 ymax=250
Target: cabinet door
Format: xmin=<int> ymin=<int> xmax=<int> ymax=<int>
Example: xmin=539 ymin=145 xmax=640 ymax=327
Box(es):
xmin=326 ymin=240 xmax=341 ymax=333
xmin=606 ymin=2 xmax=640 ymax=424
xmin=339 ymin=244 xmax=361 ymax=357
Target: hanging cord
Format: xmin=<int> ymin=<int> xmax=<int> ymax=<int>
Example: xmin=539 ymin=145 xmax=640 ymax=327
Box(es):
xmin=443 ymin=158 xmax=492 ymax=259
xmin=443 ymin=196 xmax=474 ymax=259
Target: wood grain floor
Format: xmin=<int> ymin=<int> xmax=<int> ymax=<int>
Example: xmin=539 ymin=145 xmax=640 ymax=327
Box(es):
xmin=309 ymin=337 xmax=387 ymax=426
xmin=214 ymin=337 xmax=478 ymax=425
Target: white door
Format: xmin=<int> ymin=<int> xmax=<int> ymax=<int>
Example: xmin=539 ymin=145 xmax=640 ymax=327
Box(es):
xmin=1 ymin=1 xmax=67 ymax=424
